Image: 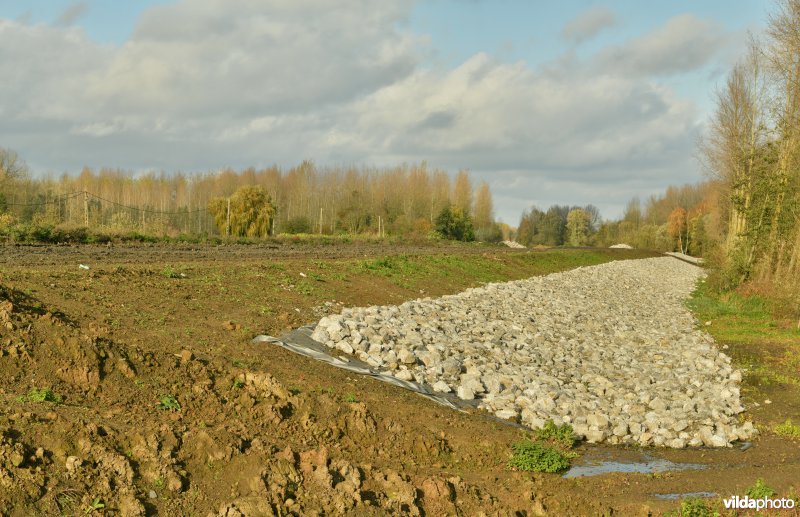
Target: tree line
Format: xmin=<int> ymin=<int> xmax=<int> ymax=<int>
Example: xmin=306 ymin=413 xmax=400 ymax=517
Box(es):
xmin=516 ymin=205 xmax=600 ymax=247
xmin=701 ymin=0 xmax=800 ymax=294
xmin=0 ymin=156 xmax=501 ymax=241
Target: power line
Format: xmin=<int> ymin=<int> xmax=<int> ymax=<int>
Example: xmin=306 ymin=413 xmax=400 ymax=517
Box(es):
xmin=3 ymin=190 xmax=210 ymax=215
xmin=3 ymin=191 xmax=82 ymax=207
xmin=85 ymin=191 xmax=209 ymax=215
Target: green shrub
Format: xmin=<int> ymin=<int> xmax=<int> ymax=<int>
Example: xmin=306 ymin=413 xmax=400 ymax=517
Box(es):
xmin=746 ymin=478 xmax=776 ymax=499
xmin=284 ymin=216 xmax=313 ymax=234
xmin=507 ymin=440 xmax=571 ymax=473
xmin=435 ymin=205 xmax=475 ymax=242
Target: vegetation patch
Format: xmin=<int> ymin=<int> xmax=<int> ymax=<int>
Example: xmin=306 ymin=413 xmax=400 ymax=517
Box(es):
xmin=774 ymin=419 xmax=800 ymax=439
xmin=745 ymin=478 xmax=776 ymax=499
xmin=533 ymin=419 xmax=576 ymax=449
xmin=17 ymin=387 xmax=61 ymax=404
xmin=157 ymin=394 xmax=181 ymax=412
xmin=507 ymin=439 xmax=572 ymax=473
xmin=673 ymin=497 xmax=716 ymax=517
xmin=508 ymin=420 xmax=577 ymax=473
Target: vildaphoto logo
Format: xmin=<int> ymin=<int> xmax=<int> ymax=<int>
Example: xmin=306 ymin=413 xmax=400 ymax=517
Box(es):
xmin=723 ymin=495 xmax=796 ymax=511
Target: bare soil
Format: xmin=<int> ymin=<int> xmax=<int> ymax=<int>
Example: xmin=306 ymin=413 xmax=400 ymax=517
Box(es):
xmin=0 ymin=243 xmax=798 ymax=516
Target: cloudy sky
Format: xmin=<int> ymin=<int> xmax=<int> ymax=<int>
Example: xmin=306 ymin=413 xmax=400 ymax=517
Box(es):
xmin=0 ymin=0 xmax=771 ymax=223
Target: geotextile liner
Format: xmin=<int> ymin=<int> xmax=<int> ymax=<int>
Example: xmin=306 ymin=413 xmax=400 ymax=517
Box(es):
xmin=253 ymin=324 xmax=474 ymax=413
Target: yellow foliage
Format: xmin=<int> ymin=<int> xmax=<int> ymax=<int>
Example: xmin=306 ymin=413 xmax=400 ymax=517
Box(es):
xmin=208 ymin=186 xmax=275 ymax=238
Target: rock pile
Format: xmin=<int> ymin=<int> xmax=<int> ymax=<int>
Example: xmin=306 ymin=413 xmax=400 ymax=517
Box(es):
xmin=311 ymin=258 xmax=755 ymax=448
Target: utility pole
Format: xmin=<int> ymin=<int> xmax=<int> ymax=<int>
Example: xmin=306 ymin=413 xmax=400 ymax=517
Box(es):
xmin=319 ymin=206 xmax=323 ymax=234
xmin=226 ymin=197 xmax=231 ymax=237
xmin=83 ymin=190 xmax=89 ymax=227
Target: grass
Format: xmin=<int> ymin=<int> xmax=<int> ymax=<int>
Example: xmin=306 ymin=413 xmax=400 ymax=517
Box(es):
xmin=687 ymin=282 xmax=799 ymax=345
xmin=774 ymin=419 xmax=800 ymax=439
xmin=161 ymin=265 xmax=182 ymax=279
xmin=349 ymin=249 xmax=658 ymax=291
xmin=687 ymin=280 xmax=800 ymax=391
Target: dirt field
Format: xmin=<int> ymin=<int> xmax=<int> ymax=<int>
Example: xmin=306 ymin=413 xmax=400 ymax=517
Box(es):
xmin=0 ymin=243 xmax=798 ymax=516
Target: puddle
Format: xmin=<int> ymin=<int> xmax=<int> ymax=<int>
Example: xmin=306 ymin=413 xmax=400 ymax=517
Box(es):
xmin=654 ymin=492 xmax=717 ymax=501
xmin=563 ymin=457 xmax=706 ymax=478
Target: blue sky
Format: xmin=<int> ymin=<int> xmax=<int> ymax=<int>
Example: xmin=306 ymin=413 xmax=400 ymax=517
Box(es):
xmin=0 ymin=1 xmax=774 ymax=223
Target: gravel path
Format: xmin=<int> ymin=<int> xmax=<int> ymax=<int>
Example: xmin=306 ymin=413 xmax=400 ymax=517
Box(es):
xmin=311 ymin=257 xmax=755 ymax=448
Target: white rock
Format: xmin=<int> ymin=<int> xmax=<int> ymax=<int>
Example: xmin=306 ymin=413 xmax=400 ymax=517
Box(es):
xmin=335 ymin=341 xmax=354 ymax=355
xmin=432 ymin=380 xmax=451 ymax=393
xmin=395 ymin=369 xmax=414 ymax=381
xmin=398 ymin=348 xmax=416 ymax=365
xmin=496 ymin=409 xmax=519 ymax=421
xmin=457 ymin=385 xmax=475 ymax=400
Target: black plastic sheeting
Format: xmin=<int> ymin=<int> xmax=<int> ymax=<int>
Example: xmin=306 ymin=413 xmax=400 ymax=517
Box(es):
xmin=252 ymin=325 xmax=473 ymax=412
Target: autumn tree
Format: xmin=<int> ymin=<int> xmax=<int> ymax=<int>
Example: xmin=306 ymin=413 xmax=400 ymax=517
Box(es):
xmin=0 ymin=148 xmax=28 ymax=212
xmin=473 ymin=181 xmax=493 ymax=229
xmin=208 ymin=185 xmax=275 ymax=238
xmin=667 ymin=207 xmax=689 ymax=253
xmin=566 ymin=208 xmax=591 ymax=246
xmin=452 ymin=171 xmax=473 ymax=216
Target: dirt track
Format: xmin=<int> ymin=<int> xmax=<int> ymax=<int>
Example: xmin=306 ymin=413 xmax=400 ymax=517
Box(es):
xmin=0 ymin=241 xmax=516 ymax=266
xmin=0 ymin=243 xmax=798 ymax=516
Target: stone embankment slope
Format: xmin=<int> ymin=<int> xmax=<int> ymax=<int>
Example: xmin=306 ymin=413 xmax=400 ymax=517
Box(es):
xmin=312 ymin=257 xmax=755 ymax=448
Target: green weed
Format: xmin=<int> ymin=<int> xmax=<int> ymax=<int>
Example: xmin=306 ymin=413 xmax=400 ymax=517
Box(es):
xmin=157 ymin=394 xmax=181 ymax=412
xmin=161 ymin=266 xmax=182 ymax=279
xmin=507 ymin=440 xmax=572 ymax=473
xmin=84 ymin=498 xmax=105 ymax=514
xmin=17 ymin=387 xmax=61 ymax=404
xmin=774 ymin=419 xmax=800 ymax=439
xmin=746 ymin=478 xmax=776 ymax=499
xmin=533 ymin=420 xmax=575 ymax=448
xmin=675 ymin=497 xmax=717 ymax=517
xmin=344 ymin=393 xmax=358 ymax=403
xmin=296 ymin=280 xmax=314 ymax=295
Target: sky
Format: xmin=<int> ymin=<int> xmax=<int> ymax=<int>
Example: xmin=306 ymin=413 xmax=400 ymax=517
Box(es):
xmin=0 ymin=0 xmax=773 ymax=223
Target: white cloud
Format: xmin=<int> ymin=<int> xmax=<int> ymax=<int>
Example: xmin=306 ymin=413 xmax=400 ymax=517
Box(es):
xmin=55 ymin=2 xmax=88 ymax=27
xmin=84 ymin=0 xmax=419 ymax=118
xmin=562 ymin=5 xmax=617 ymax=44
xmin=593 ymin=14 xmax=731 ymax=76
